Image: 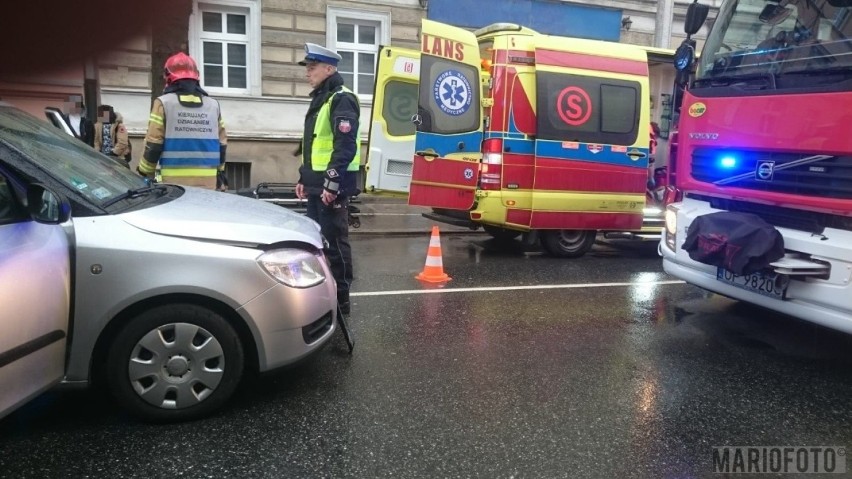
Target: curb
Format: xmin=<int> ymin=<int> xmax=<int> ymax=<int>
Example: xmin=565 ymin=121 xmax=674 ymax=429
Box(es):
xmin=355 ymin=193 xmax=409 ymax=202
xmin=350 ymin=229 xmax=485 ymax=236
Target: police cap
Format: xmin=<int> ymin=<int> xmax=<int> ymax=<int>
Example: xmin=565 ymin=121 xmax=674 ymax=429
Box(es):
xmin=298 ymin=43 xmax=343 ymax=66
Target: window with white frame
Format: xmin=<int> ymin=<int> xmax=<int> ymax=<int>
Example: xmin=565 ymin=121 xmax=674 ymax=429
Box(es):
xmin=327 ymin=8 xmax=390 ymax=99
xmin=191 ymin=1 xmax=260 ymax=95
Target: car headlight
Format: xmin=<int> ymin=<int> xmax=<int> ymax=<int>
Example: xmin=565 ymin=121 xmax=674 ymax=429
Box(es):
xmin=258 ymin=249 xmax=326 ymax=288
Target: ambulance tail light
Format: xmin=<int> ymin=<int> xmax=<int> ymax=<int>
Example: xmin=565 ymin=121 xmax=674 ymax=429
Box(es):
xmin=480 ymin=138 xmax=503 ymax=190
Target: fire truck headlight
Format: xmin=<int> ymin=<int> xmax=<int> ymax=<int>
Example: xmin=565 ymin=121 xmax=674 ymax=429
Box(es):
xmin=258 ymin=249 xmax=326 ymax=288
xmin=664 ymin=204 xmax=680 ymax=251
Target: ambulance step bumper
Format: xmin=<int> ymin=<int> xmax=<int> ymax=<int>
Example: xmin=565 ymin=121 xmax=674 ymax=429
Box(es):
xmin=422 ymin=210 xmax=480 ymax=229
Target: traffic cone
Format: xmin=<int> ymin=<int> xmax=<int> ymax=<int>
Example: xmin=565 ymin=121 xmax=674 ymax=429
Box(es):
xmin=416 ymin=226 xmax=451 ymax=283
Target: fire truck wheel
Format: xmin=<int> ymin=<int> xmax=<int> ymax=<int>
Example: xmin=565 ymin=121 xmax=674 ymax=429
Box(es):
xmin=541 ymin=229 xmax=597 ymax=258
xmin=483 ymin=225 xmax=521 ymax=241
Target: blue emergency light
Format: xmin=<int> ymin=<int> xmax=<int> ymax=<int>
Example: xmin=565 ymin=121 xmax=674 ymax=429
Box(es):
xmin=719 ymin=155 xmax=738 ymax=169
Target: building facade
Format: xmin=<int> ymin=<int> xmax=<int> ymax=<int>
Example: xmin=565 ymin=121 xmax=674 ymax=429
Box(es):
xmin=2 ymin=0 xmax=720 ymax=189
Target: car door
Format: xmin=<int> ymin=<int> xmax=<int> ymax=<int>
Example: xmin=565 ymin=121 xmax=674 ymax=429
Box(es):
xmin=408 ymin=19 xmax=484 ymax=210
xmin=0 ymin=170 xmax=71 ymax=420
xmin=365 ymin=45 xmax=420 ymax=194
xmin=45 ymin=107 xmax=77 ymax=139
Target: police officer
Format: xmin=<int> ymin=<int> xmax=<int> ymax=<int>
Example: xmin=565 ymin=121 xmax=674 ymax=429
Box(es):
xmin=138 ymin=52 xmax=227 ymax=189
xmin=296 ymin=43 xmax=359 ymax=314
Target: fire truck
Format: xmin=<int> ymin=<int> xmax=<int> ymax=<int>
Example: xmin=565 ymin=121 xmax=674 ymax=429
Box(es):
xmin=387 ymin=20 xmax=670 ymax=258
xmin=661 ymin=0 xmax=852 ymax=332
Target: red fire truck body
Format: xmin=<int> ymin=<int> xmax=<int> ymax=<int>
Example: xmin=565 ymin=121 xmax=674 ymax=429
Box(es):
xmin=661 ymin=0 xmax=852 ymax=332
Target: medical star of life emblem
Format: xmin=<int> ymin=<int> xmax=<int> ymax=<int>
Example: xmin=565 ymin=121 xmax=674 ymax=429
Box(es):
xmin=433 ymin=70 xmax=472 ymax=116
xmin=338 ymin=119 xmax=352 ymax=133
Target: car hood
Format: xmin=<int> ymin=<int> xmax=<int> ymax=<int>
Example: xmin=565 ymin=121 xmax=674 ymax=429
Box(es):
xmin=120 ymin=187 xmax=322 ymax=247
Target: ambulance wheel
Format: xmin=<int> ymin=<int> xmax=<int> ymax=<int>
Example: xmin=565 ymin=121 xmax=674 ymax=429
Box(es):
xmin=541 ymin=230 xmax=596 ymax=258
xmin=483 ymin=225 xmax=521 ymax=241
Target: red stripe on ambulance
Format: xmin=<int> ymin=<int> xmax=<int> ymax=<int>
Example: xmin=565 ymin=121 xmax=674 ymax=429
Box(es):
xmin=535 ymin=50 xmax=648 ymax=77
xmin=507 ymin=210 xmax=643 ymax=230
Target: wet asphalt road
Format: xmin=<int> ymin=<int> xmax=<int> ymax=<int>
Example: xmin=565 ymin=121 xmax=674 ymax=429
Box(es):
xmin=3 ymin=235 xmax=852 ymax=478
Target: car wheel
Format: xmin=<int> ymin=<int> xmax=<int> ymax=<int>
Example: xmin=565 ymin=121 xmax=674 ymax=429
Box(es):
xmin=106 ymin=304 xmax=244 ymax=422
xmin=540 ymin=229 xmax=597 ymax=258
xmin=483 ymin=225 xmax=521 ymax=241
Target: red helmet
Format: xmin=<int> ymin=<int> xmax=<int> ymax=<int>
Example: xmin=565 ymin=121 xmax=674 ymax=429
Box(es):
xmin=163 ymin=52 xmax=200 ymax=85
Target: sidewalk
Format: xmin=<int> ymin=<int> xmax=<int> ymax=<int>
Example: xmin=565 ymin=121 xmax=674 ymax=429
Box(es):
xmin=350 ymin=193 xmax=482 ymax=236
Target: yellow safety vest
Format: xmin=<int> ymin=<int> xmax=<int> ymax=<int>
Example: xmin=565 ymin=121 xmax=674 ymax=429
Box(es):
xmin=310 ymin=87 xmax=360 ymax=172
xmin=159 ymin=93 xmax=222 ymax=189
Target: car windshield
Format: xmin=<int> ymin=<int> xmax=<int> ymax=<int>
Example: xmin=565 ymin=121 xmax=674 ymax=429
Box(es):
xmin=698 ymin=0 xmax=852 ymax=80
xmin=0 ymin=104 xmax=145 ymax=204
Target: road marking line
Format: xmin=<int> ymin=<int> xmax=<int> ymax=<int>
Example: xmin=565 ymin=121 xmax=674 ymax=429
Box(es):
xmin=351 ymin=280 xmax=686 ymax=297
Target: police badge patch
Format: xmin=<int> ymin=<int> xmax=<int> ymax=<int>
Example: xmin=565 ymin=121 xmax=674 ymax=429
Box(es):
xmin=337 ymin=118 xmax=352 ymax=133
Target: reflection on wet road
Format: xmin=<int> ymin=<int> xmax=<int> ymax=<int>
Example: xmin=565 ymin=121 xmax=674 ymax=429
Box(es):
xmin=3 ymin=236 xmax=852 ymax=477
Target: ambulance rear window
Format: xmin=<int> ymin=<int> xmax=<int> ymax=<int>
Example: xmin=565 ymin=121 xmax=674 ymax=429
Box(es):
xmin=382 ymin=80 xmax=418 ymax=137
xmin=416 ymin=56 xmax=480 ymax=135
xmin=536 ymin=72 xmax=640 ymax=146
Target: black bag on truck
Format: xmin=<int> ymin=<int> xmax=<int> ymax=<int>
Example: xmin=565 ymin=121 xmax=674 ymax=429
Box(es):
xmin=681 ymin=211 xmax=785 ymax=275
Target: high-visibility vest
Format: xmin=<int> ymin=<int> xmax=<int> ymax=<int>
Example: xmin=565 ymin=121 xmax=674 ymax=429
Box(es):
xmin=310 ymin=87 xmax=360 ymax=172
xmin=159 ymin=93 xmax=222 ymax=186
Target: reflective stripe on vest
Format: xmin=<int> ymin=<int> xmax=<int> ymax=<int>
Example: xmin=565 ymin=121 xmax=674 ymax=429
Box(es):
xmin=159 ymin=93 xmax=220 ymax=177
xmin=310 ymin=86 xmax=360 ymax=172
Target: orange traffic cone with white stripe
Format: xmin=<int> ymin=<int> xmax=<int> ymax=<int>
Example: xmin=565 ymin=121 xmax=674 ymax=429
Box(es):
xmin=416 ymin=226 xmax=451 ymax=283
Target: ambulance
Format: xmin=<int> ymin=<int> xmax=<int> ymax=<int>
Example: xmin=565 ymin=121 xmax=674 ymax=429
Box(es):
xmin=366 ymin=20 xmax=674 ymax=257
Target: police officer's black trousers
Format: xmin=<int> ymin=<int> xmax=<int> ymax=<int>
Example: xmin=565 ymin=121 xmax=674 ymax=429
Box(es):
xmin=305 ymin=195 xmax=353 ymax=303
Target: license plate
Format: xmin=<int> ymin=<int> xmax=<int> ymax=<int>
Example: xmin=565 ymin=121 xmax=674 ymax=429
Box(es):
xmin=716 ymin=268 xmax=787 ymax=299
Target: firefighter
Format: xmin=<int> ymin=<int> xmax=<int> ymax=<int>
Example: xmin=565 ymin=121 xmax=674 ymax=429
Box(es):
xmin=137 ymin=52 xmax=227 ymax=189
xmin=296 ymin=43 xmax=359 ymax=315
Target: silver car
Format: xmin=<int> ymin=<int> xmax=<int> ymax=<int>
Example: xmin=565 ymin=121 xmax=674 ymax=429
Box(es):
xmin=0 ymin=103 xmax=337 ymax=422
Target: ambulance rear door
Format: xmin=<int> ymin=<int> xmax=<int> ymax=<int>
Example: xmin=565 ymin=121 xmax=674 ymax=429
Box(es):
xmin=365 ymin=45 xmax=420 ymax=194
xmin=531 ymin=37 xmax=649 ymax=231
xmin=408 ymin=19 xmax=483 ymax=210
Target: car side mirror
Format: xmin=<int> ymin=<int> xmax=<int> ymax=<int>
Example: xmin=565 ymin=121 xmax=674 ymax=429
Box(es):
xmin=675 ymin=2 xmax=706 ymax=93
xmin=674 ymin=40 xmax=697 ymax=73
xmin=684 ymin=2 xmax=710 ymax=36
xmin=27 ymin=183 xmax=71 ymax=224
